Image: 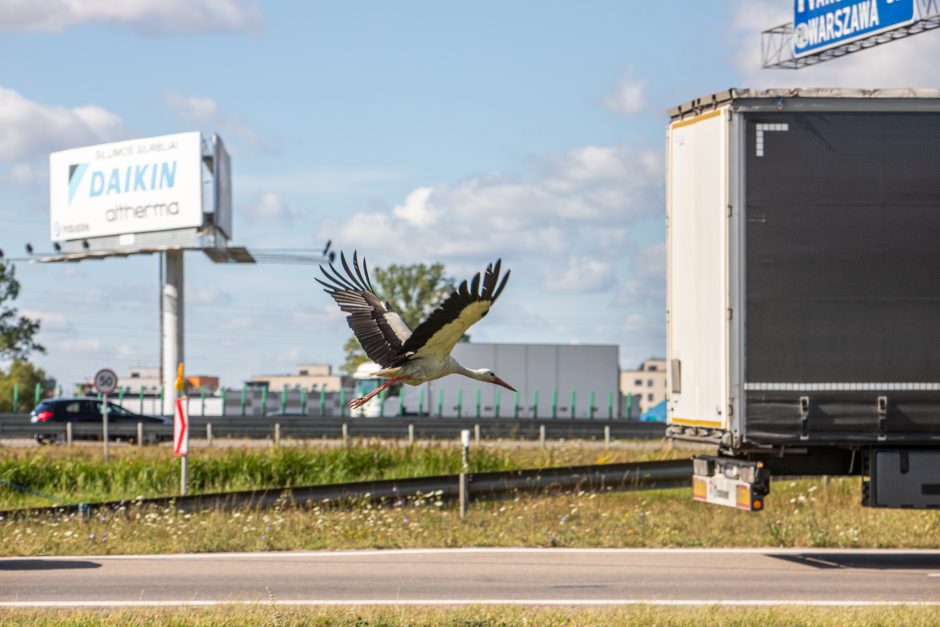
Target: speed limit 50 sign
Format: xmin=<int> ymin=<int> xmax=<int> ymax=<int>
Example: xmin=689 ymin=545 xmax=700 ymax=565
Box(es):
xmin=94 ymin=368 xmax=119 ymax=395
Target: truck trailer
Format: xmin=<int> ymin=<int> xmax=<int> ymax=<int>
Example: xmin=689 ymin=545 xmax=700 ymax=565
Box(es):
xmin=666 ymin=88 xmax=940 ymax=510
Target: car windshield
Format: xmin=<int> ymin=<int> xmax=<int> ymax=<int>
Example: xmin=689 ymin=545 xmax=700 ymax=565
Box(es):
xmin=106 ymin=403 xmax=133 ymax=417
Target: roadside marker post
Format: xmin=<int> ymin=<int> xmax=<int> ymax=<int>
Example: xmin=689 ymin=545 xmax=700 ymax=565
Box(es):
xmin=174 ymin=363 xmax=190 ymax=496
xmin=459 ymin=429 xmax=471 ymax=519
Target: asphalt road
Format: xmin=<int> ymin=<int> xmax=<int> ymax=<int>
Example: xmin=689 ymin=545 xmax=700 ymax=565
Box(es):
xmin=2 ymin=548 xmax=940 ymax=607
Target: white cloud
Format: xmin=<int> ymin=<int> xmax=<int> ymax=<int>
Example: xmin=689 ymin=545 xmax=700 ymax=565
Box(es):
xmin=0 ymin=86 xmax=125 ymax=162
xmin=0 ymin=0 xmax=262 ymax=36
xmin=221 ymin=315 xmax=253 ymax=331
xmin=603 ymin=70 xmax=651 ymax=116
xmin=188 ymin=286 xmax=234 ymax=307
xmin=116 ymin=344 xmax=140 ymax=358
xmin=291 ymin=306 xmax=344 ymax=326
xmin=57 ymin=339 xmax=102 ymax=353
xmin=732 ymin=0 xmax=940 ymax=87
xmin=20 ymin=309 xmax=72 ymax=332
xmin=322 ymin=144 xmax=663 ymax=294
xmin=620 ymin=240 xmax=666 ymax=304
xmin=165 ymin=90 xmax=268 ymax=152
xmin=238 ymin=167 xmax=408 ymax=195
xmin=244 ymin=191 xmax=294 ymax=222
xmin=633 ymin=241 xmax=665 ymax=281
xmin=2 ymin=162 xmax=44 ymax=186
xmin=549 ymin=256 xmax=614 ymax=293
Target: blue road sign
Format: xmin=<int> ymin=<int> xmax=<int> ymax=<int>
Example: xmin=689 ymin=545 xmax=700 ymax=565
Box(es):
xmin=793 ymin=0 xmax=916 ymax=58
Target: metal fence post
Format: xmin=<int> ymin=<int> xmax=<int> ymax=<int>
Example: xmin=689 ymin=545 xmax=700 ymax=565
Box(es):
xmin=456 ymin=389 xmax=463 ymax=419
xmin=513 ymin=391 xmax=519 ymax=419
xmin=608 ymin=390 xmax=614 ymax=419
xmin=57 ymin=384 xmax=63 ymax=398
xmin=319 ymin=388 xmax=326 ymax=416
xmin=570 ymin=390 xmax=577 ymax=419
xmin=240 ymin=385 xmax=247 ymax=416
xmin=280 ymin=384 xmax=287 ymax=415
xmin=532 ymin=389 xmax=539 ymax=419
xmin=436 ymin=389 xmax=443 ymax=418
xmin=494 ymin=389 xmax=501 ymax=419
xmin=139 ymin=388 xmax=145 ymax=414
xmin=300 ymin=388 xmax=307 ymax=416
xmin=221 ymin=387 xmax=227 ymax=416
xmin=159 ymin=385 xmax=164 ymax=415
xmin=625 ymin=393 xmax=634 ymax=419
xmin=551 ymin=389 xmax=558 ymax=419
xmin=475 ymin=389 xmax=481 ymax=419
xmin=339 ymin=388 xmax=346 ymax=417
xmin=201 ymin=386 xmax=207 ymax=417
xmin=378 ymin=388 xmax=387 ymax=417
xmin=589 ymin=390 xmax=596 ymax=420
xmin=417 ymin=387 xmax=424 ymax=417
xmin=260 ymin=386 xmax=268 ymax=416
xmin=118 ymin=385 xmax=125 ymax=407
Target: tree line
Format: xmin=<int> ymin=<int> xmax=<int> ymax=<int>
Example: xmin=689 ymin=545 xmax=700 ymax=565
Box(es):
xmin=0 ymin=258 xmax=48 ymax=412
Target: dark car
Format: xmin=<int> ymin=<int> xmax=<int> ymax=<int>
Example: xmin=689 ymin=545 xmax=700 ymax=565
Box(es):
xmin=30 ymin=398 xmax=171 ymax=445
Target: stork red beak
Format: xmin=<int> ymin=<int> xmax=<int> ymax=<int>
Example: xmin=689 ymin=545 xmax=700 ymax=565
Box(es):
xmin=494 ymin=377 xmax=516 ymax=392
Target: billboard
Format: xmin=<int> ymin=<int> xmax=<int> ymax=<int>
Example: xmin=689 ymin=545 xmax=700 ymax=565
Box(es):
xmin=213 ymin=134 xmax=233 ymax=239
xmin=49 ymin=132 xmax=204 ymax=242
xmin=793 ymin=0 xmax=916 ymax=58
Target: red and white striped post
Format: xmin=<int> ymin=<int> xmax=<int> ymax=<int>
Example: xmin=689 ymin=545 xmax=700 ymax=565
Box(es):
xmin=173 ymin=363 xmax=189 ymax=495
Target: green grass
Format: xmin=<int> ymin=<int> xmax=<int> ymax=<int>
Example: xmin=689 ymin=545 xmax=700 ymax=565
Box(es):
xmin=1 ymin=604 xmax=938 ymax=626
xmin=3 ymin=476 xmax=940 ymax=556
xmin=3 ymin=440 xmax=940 ymax=556
xmin=0 ymin=441 xmax=686 ymax=509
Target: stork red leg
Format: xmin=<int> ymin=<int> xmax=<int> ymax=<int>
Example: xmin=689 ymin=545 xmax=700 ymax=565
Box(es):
xmin=349 ymin=377 xmax=403 ymax=409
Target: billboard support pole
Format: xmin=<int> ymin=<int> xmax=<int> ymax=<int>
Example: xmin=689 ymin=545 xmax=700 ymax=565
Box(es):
xmin=162 ymin=250 xmax=184 ymax=416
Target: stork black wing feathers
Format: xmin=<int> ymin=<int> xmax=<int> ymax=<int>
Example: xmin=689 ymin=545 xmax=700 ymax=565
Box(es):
xmin=316 ymin=252 xmax=412 ymax=368
xmin=401 ymin=259 xmax=510 ymax=355
xmin=319 ymin=252 xmax=510 ymax=367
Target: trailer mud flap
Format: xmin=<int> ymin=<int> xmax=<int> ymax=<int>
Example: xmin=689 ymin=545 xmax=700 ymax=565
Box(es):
xmin=692 ymin=456 xmax=770 ymax=511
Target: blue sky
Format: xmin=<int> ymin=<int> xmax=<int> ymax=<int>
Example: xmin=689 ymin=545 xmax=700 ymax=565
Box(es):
xmin=2 ymin=0 xmax=938 ymax=388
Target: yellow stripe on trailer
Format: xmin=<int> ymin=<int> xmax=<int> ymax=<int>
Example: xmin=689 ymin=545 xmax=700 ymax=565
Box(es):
xmin=670 ymin=108 xmax=723 ymax=130
xmin=670 ymin=417 xmax=724 ymax=428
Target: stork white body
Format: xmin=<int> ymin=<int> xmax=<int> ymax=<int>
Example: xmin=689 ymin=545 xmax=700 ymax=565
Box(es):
xmin=317 ymin=252 xmax=515 ymax=408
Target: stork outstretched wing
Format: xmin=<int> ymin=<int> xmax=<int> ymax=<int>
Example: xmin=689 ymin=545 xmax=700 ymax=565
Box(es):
xmin=403 ymin=259 xmax=510 ymax=359
xmin=316 ymin=252 xmax=413 ymax=368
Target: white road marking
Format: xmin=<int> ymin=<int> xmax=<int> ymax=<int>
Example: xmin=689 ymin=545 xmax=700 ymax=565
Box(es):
xmin=1 ymin=599 xmax=939 ymax=608
xmin=14 ymin=547 xmax=938 ymax=562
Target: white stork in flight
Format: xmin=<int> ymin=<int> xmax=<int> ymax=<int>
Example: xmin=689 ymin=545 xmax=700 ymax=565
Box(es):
xmin=317 ymin=252 xmax=516 ymax=409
